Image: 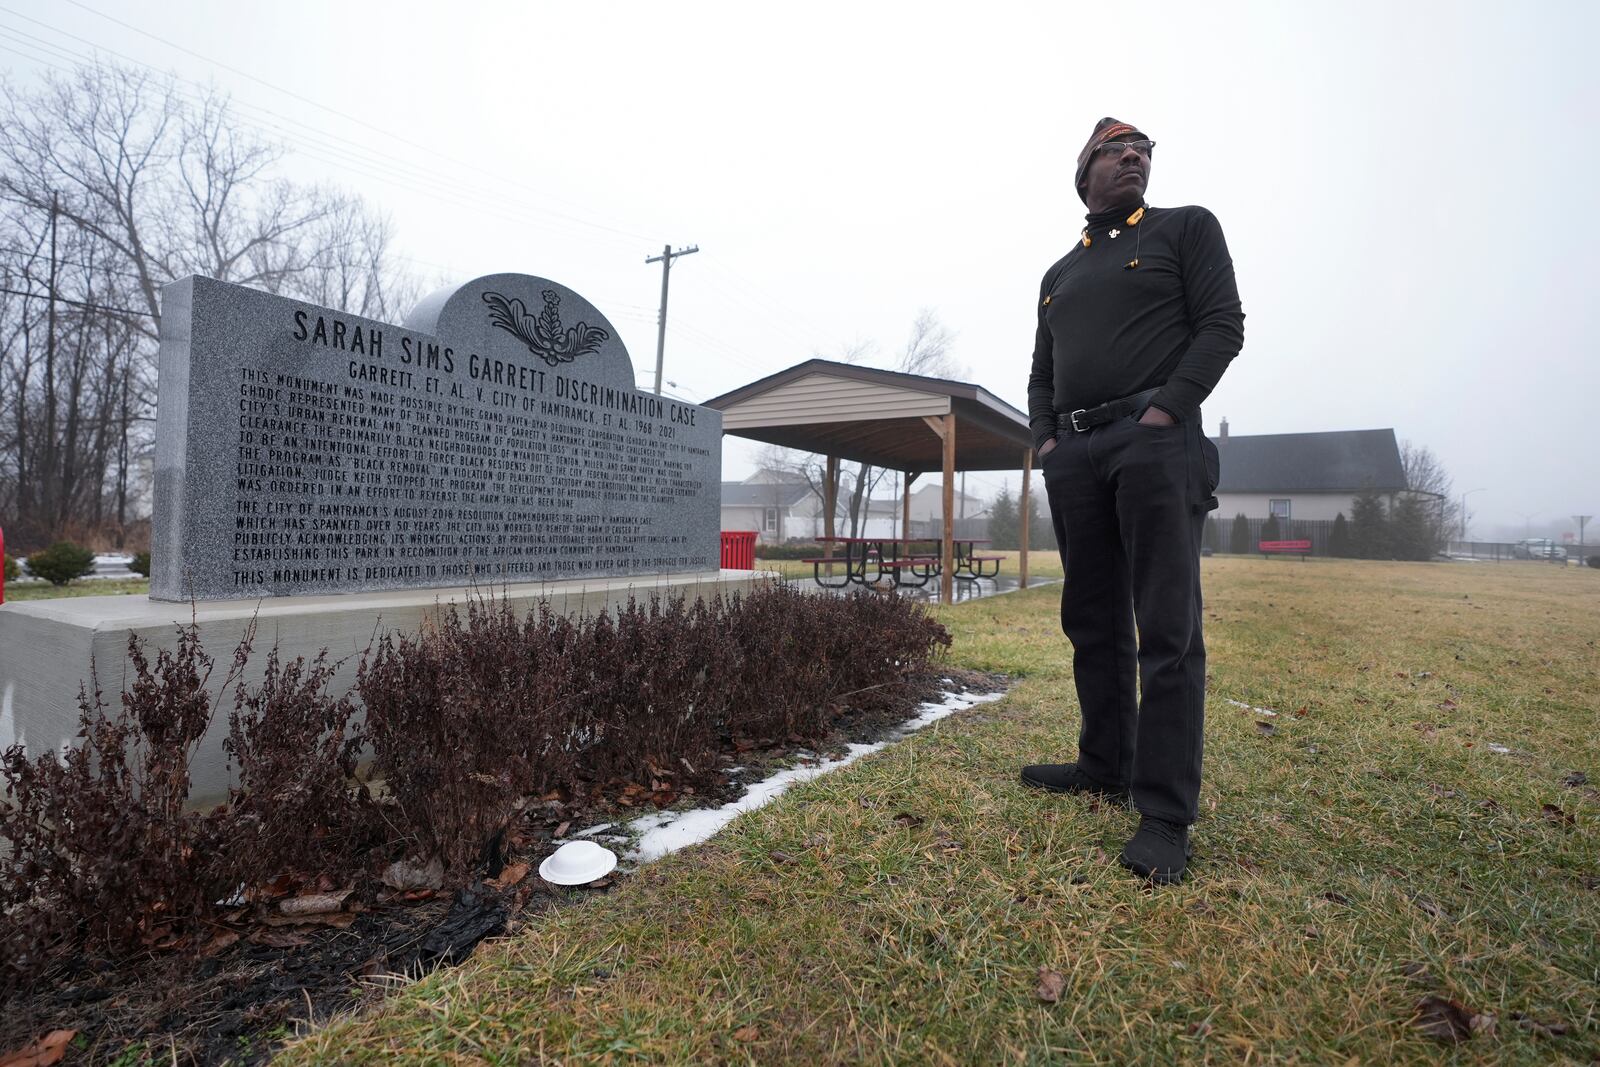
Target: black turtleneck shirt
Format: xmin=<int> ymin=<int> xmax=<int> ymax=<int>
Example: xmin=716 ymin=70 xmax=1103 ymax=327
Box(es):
xmin=1026 ymin=204 xmax=1245 ymax=451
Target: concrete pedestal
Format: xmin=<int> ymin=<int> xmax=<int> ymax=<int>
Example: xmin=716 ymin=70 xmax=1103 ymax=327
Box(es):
xmin=0 ymin=569 xmax=764 ymax=804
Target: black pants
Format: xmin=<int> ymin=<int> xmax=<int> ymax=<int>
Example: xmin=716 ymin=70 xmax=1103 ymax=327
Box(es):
xmin=1040 ymin=411 xmax=1219 ymax=825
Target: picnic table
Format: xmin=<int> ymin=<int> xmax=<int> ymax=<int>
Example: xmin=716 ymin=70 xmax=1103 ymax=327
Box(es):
xmin=803 ymin=536 xmax=1003 ymax=589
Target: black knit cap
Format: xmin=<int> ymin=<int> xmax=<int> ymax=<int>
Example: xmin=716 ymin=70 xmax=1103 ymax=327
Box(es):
xmin=1074 ymin=117 xmax=1146 ymax=205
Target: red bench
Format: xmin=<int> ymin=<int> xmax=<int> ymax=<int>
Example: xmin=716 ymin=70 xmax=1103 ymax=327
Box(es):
xmin=1258 ymin=539 xmax=1312 ymax=560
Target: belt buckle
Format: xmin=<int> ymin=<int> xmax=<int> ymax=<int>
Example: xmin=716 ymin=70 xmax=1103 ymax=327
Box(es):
xmin=1069 ymin=408 xmax=1089 ymax=433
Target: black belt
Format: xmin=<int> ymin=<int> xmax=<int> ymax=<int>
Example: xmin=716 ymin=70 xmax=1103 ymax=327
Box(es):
xmin=1055 ymin=387 xmax=1164 ymax=434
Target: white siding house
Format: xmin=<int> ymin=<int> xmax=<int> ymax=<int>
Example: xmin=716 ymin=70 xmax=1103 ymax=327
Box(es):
xmin=1209 ymin=422 xmax=1408 ymax=521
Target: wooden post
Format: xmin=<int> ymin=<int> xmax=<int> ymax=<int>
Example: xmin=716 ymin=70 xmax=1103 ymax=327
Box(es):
xmin=903 ymin=471 xmax=918 ymax=543
xmin=823 ymin=454 xmax=839 ymax=571
xmin=941 ymin=413 xmax=956 ymax=603
xmin=1020 ymin=447 xmax=1032 ymax=589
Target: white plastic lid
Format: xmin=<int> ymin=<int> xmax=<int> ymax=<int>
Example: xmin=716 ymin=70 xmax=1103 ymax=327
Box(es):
xmin=538 ymin=840 xmax=619 ymax=886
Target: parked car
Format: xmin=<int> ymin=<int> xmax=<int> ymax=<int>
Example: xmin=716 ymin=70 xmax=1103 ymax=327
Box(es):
xmin=1512 ymin=538 xmax=1567 ymax=561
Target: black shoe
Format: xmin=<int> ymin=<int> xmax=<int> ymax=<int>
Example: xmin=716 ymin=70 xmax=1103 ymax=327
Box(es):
xmin=1119 ymin=816 xmax=1193 ymax=885
xmin=1020 ymin=763 xmax=1130 ymax=802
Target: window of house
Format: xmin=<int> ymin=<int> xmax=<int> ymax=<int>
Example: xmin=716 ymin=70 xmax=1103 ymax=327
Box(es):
xmin=763 ymin=507 xmax=778 ymax=533
xmin=1269 ymin=499 xmax=1291 ymax=521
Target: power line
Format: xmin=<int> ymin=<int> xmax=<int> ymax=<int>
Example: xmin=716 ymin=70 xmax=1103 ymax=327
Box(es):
xmin=0 ymin=13 xmax=846 ymax=380
xmin=0 ymin=284 xmax=147 ymax=318
xmin=0 ymin=23 xmax=651 ymax=255
xmin=0 ymin=12 xmax=845 ymax=359
xmin=44 ymin=0 xmax=665 ymax=243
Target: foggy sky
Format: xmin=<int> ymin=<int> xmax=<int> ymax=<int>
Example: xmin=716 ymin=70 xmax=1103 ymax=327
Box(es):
xmin=6 ymin=0 xmax=1596 ymax=539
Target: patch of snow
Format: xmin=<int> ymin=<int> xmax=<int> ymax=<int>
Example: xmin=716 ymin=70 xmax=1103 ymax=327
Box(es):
xmin=1486 ymin=743 xmax=1510 ymax=755
xmin=620 ymin=688 xmax=1006 ymax=864
xmin=627 ymin=741 xmax=888 ymax=862
xmin=1225 ymin=698 xmax=1278 ymax=717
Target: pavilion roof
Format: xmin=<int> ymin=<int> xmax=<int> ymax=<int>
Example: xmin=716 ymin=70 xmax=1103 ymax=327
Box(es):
xmin=703 ymin=360 xmax=1033 ymax=473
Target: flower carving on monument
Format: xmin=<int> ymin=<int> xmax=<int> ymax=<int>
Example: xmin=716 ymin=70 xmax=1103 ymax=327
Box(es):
xmin=482 ymin=289 xmax=610 ymax=367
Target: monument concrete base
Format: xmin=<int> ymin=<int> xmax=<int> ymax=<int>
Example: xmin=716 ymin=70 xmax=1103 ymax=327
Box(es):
xmin=0 ymin=569 xmax=766 ymax=804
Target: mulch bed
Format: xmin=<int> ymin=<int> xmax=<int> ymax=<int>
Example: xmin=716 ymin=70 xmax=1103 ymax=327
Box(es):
xmin=1 ymin=667 xmax=1007 ymax=1066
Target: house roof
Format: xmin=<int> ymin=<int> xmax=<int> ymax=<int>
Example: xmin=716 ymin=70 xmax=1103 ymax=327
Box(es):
xmin=720 ymin=481 xmax=814 ymax=508
xmin=704 ymin=359 xmax=1034 ymax=472
xmin=1210 ymin=428 xmax=1406 ymax=493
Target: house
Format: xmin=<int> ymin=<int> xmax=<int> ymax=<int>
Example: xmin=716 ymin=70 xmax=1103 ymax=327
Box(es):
xmin=720 ymin=478 xmax=814 ymax=542
xmin=1210 ymin=422 xmax=1407 ymax=522
xmin=905 ymin=482 xmax=987 ymax=523
xmin=720 ymin=470 xmax=903 ymax=543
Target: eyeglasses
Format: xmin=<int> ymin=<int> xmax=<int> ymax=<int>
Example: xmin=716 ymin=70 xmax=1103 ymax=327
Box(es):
xmin=1096 ymin=139 xmax=1156 ymax=157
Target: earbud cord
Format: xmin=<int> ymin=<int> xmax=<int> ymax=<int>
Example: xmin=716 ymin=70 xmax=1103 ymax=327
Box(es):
xmin=1124 ymin=204 xmax=1146 ymax=270
xmin=1080 ymin=203 xmax=1147 ymax=269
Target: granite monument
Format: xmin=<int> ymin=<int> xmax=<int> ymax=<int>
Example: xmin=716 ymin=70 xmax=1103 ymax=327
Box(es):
xmin=153 ymin=273 xmax=721 ymax=600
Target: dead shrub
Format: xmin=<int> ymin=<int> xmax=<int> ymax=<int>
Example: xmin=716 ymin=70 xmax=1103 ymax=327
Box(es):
xmin=1 ymin=623 xmax=379 ymax=997
xmin=0 ymin=627 xmax=234 ymax=996
xmin=2 ymin=583 xmax=952 ymax=991
xmin=357 ymin=596 xmax=549 ymax=875
xmin=357 ymin=585 xmax=950 ymax=880
xmin=222 ymin=644 xmax=376 ymax=891
xmin=574 ymin=595 xmax=722 ymax=787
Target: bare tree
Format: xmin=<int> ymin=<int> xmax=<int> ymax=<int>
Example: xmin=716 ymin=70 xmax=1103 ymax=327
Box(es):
xmin=767 ymin=312 xmax=966 ymax=541
xmin=844 ymin=311 xmax=962 ymax=535
xmin=1399 ymin=440 xmax=1460 ymax=552
xmin=0 ymin=59 xmax=414 ymax=550
xmin=898 ymin=307 xmax=963 ymax=379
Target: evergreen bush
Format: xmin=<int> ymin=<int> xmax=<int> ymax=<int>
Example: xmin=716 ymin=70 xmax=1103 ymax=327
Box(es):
xmin=989 ymin=487 xmax=1019 ymax=550
xmin=2 ymin=553 xmax=17 ymax=582
xmin=1349 ymin=491 xmax=1389 ymax=559
xmin=1229 ymin=513 xmax=1251 ymax=554
xmin=23 ymin=541 xmax=96 ymax=586
xmin=1330 ymin=513 xmax=1351 ymax=558
xmin=1261 ymin=514 xmax=1282 ymax=544
xmin=1389 ymin=496 xmax=1434 ymax=560
xmin=130 ymin=551 xmax=152 ymax=577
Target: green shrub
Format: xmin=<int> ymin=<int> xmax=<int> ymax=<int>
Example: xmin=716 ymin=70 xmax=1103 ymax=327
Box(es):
xmin=2 ymin=553 xmax=17 ymax=582
xmin=129 ymin=551 xmax=152 ymax=577
xmin=1229 ymin=513 xmax=1251 ymax=554
xmin=1350 ymin=490 xmax=1388 ymax=559
xmin=24 ymin=541 xmax=96 ymax=586
xmin=1330 ymin=513 xmax=1351 ymax=558
xmin=1261 ymin=514 xmax=1282 ymax=544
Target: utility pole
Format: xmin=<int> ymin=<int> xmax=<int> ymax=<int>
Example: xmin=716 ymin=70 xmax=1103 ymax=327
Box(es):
xmin=1575 ymin=515 xmax=1591 ymax=566
xmin=42 ymin=191 xmax=59 ymax=529
xmin=645 ymin=243 xmax=698 ymax=396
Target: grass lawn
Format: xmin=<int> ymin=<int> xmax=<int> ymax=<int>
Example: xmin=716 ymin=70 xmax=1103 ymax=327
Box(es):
xmin=1 ymin=577 xmax=149 ymax=601
xmin=275 ymin=557 xmax=1598 ymax=1064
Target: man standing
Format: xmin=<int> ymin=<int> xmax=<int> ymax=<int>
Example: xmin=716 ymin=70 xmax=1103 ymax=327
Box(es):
xmin=1022 ymin=118 xmax=1244 ymax=885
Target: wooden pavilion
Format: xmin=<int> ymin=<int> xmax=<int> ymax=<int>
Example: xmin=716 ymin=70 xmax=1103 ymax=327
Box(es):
xmin=704 ymin=360 xmax=1039 ymax=601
